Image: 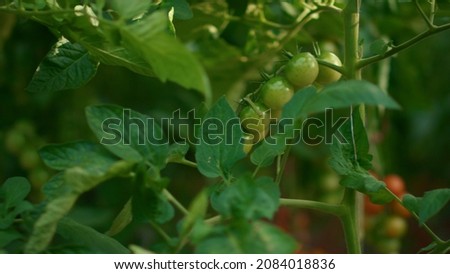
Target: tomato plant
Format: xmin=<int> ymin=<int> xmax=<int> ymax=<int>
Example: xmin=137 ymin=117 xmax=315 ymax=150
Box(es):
xmin=260 ymin=76 xmax=294 ymax=110
xmin=316 ymin=51 xmax=342 ymax=85
xmin=0 ymin=0 xmax=449 ymax=255
xmin=284 ymin=52 xmax=319 ymax=89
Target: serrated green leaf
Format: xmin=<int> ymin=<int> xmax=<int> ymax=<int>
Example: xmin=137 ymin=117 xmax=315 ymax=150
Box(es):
xmin=0 ymin=177 xmax=33 ymax=229
xmin=110 ymin=0 xmax=152 ymax=19
xmin=0 ymin=229 xmax=22 ymax=248
xmin=0 ymin=177 xmax=31 ymax=209
xmin=328 ymin=109 xmax=372 ymax=174
xmin=367 ymin=38 xmax=391 ymax=57
xmin=161 ymin=0 xmax=193 ymax=20
xmin=132 ymin=189 xmax=174 ymax=224
xmin=211 ymin=176 xmax=279 ymax=220
xmin=56 ymin=218 xmax=129 ymax=254
xmin=166 ymin=143 xmax=190 ymax=163
xmin=85 ymin=105 xmax=169 ymax=168
xmin=39 ymin=141 xmax=119 ymax=174
xmin=106 ymin=199 xmax=133 ymax=236
xmin=403 ymin=189 xmax=450 ymax=224
xmin=120 ymin=11 xmax=211 ymax=101
xmin=195 ymin=97 xmax=246 ymax=178
xmin=180 ymin=190 xmax=209 ymax=237
xmin=26 ymin=39 xmax=98 ymax=93
xmin=250 ymin=86 xmax=316 ymax=167
xmin=25 ymin=161 xmax=134 ymax=253
xmin=129 ymin=244 xmax=154 ymax=254
xmin=304 ymin=80 xmax=400 ymax=113
xmin=131 ymin=166 xmax=174 ymax=224
xmin=340 ymin=172 xmax=393 ymax=204
xmin=195 ymin=221 xmax=297 ymax=254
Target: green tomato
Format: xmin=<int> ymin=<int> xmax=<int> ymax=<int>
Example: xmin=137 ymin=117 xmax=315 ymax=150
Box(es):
xmin=375 ymin=238 xmax=401 ymax=254
xmin=383 ymin=215 xmax=407 ymax=238
xmin=242 ymin=133 xmax=254 ymax=154
xmin=5 ymin=130 xmax=26 ymax=154
xmin=284 ymin=52 xmax=319 ymax=88
xmin=260 ymin=76 xmax=294 ymax=110
xmin=316 ymin=52 xmax=342 ymax=85
xmin=239 ymin=103 xmax=270 ymax=143
xmin=20 ymin=149 xmax=40 ymax=170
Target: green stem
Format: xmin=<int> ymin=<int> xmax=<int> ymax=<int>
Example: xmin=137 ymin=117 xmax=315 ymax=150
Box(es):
xmin=280 ymin=198 xmax=345 ymax=216
xmin=341 ymin=0 xmax=362 ymax=254
xmin=168 ymin=158 xmax=198 ymax=168
xmin=163 ymin=189 xmax=189 ymax=216
xmin=358 ymin=23 xmax=450 ymax=69
xmin=316 ymin=59 xmax=347 ymax=76
xmin=386 ymin=188 xmax=444 ymax=244
xmin=275 ymin=145 xmax=292 ymax=185
xmin=149 ymin=221 xmax=172 ymax=244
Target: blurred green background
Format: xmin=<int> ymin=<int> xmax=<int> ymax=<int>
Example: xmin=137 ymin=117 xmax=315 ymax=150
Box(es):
xmin=0 ymin=0 xmax=449 ymax=253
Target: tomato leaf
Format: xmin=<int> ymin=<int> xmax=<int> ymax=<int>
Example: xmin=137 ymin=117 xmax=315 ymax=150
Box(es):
xmin=110 ymin=0 xmax=152 ymax=19
xmin=161 ymin=0 xmax=193 ymax=20
xmin=25 ymin=161 xmax=134 ymax=253
xmin=55 ymin=218 xmax=130 ymax=254
xmin=120 ymin=11 xmax=211 ymax=102
xmin=211 ymin=175 xmax=279 ymax=220
xmin=0 ymin=229 xmax=22 ymax=248
xmin=106 ymin=199 xmax=133 ymax=236
xmin=85 ymin=105 xmax=169 ymax=168
xmin=403 ymin=189 xmax=450 ymax=225
xmin=0 ymin=177 xmax=33 ymax=230
xmin=26 ymin=39 xmax=99 ymax=93
xmin=304 ymin=80 xmax=401 ymax=113
xmin=39 ymin=141 xmax=119 ymax=174
xmin=195 ymin=97 xmax=246 ymax=179
xmin=195 ymin=220 xmax=297 ymax=254
xmin=250 ymin=86 xmax=316 ymax=167
xmin=328 ymin=108 xmax=372 ymax=172
xmin=340 ymin=172 xmax=393 ymax=204
xmin=0 ymin=177 xmax=31 ymax=209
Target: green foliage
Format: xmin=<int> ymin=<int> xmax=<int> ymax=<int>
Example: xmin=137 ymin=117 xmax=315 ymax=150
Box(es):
xmin=211 ymin=175 xmax=279 ymax=220
xmin=304 ymin=80 xmax=400 ymax=114
xmin=26 ymin=39 xmax=99 ymax=93
xmin=329 ymin=110 xmax=392 ymax=204
xmin=39 ymin=141 xmax=119 ymax=174
xmin=55 ymin=218 xmax=129 ymax=254
xmin=195 ymin=97 xmax=246 ymax=179
xmin=85 ymin=105 xmax=169 ymax=167
xmin=195 ymin=220 xmax=297 ymax=254
xmin=110 ymin=0 xmax=152 ymax=20
xmin=403 ymin=189 xmax=450 ymax=225
xmin=0 ymin=177 xmax=32 ymax=229
xmin=25 ymin=161 xmax=135 ymax=253
xmin=1 ymin=0 xmax=449 ymax=255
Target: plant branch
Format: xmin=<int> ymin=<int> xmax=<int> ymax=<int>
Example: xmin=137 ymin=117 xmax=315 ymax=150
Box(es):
xmin=168 ymin=158 xmax=198 ymax=168
xmin=163 ymin=189 xmax=189 ymax=216
xmin=280 ymin=198 xmax=345 ymax=216
xmin=275 ymin=145 xmax=292 ymax=185
xmin=386 ymin=188 xmax=444 ymax=244
xmin=149 ymin=221 xmax=172 ymax=244
xmin=358 ymin=24 xmax=450 ymax=69
xmin=414 ymin=0 xmax=434 ymax=29
xmin=316 ymin=59 xmax=346 ymax=76
xmin=0 ymin=5 xmax=73 ymax=15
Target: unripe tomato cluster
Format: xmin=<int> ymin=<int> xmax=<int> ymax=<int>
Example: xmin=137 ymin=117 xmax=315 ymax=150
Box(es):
xmin=364 ymin=174 xmax=411 ymax=253
xmin=239 ymin=51 xmax=342 ymax=153
xmin=4 ymin=121 xmax=50 ymax=199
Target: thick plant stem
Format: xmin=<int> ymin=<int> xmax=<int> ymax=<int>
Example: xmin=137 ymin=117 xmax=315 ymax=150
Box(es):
xmin=341 ymin=0 xmax=362 ymax=254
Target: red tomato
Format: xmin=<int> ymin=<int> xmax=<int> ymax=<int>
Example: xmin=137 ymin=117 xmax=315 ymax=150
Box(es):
xmin=384 ymin=174 xmax=406 ymax=197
